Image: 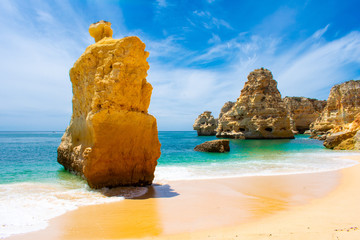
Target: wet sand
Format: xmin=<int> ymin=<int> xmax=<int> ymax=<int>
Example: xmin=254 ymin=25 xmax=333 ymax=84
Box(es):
xmin=8 ymin=155 xmax=360 ymax=240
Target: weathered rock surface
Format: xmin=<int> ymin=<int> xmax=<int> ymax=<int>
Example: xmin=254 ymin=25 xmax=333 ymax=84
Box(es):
xmin=218 ymin=101 xmax=235 ymax=119
xmin=323 ymin=113 xmax=360 ymax=150
xmin=310 ymin=80 xmax=360 ymax=135
xmin=57 ymin=21 xmax=161 ymax=188
xmin=193 ymin=111 xmax=217 ymax=136
xmin=194 ymin=140 xmax=230 ymax=153
xmin=216 ymin=68 xmax=294 ymax=139
xmin=283 ymin=97 xmax=326 ymax=134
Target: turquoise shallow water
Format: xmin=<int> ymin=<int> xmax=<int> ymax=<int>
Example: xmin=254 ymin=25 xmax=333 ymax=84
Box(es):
xmin=0 ymin=131 xmax=358 ymax=238
xmin=0 ymin=131 xmax=358 ymax=184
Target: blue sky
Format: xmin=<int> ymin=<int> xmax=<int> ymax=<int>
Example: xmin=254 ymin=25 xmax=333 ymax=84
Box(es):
xmin=0 ymin=0 xmax=360 ymax=131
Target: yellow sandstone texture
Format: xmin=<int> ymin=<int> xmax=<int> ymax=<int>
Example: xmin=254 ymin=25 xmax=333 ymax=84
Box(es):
xmin=309 ymin=80 xmax=360 ymax=150
xmin=193 ymin=111 xmax=217 ymax=136
xmin=216 ymin=68 xmax=294 ymax=139
xmin=57 ymin=21 xmax=161 ymax=188
xmin=283 ymin=97 xmax=326 ymax=134
xmin=310 ymin=80 xmax=360 ymax=134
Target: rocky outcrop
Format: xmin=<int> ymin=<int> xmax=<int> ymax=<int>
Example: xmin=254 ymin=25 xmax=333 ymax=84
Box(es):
xmin=216 ymin=68 xmax=294 ymax=139
xmin=323 ymin=113 xmax=360 ymax=150
xmin=57 ymin=21 xmax=161 ymax=189
xmin=193 ymin=111 xmax=217 ymax=136
xmin=194 ymin=140 xmax=230 ymax=153
xmin=310 ymin=80 xmax=360 ymax=136
xmin=218 ymin=101 xmax=235 ymax=119
xmin=283 ymin=97 xmax=326 ymax=134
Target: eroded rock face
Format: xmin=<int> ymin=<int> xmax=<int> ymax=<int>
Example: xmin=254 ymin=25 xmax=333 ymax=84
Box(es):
xmin=216 ymin=68 xmax=294 ymax=139
xmin=58 ymin=21 xmax=161 ymax=188
xmin=218 ymin=101 xmax=235 ymax=119
xmin=323 ymin=113 xmax=360 ymax=150
xmin=283 ymin=97 xmax=326 ymax=134
xmin=193 ymin=111 xmax=217 ymax=136
xmin=310 ymin=80 xmax=360 ymax=135
xmin=194 ymin=140 xmax=230 ymax=153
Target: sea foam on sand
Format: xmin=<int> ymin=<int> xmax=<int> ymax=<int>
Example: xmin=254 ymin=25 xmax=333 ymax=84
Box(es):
xmin=0 ymin=182 xmax=125 ymax=239
xmin=154 ymin=153 xmax=359 ymax=182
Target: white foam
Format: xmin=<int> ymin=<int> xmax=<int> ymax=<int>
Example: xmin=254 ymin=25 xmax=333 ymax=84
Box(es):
xmin=0 ymin=182 xmax=124 ymax=239
xmin=154 ymin=153 xmax=359 ymax=182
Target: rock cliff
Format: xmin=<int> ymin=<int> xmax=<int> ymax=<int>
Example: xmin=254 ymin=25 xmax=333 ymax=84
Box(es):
xmin=57 ymin=21 xmax=161 ymax=188
xmin=216 ymin=68 xmax=294 ymax=139
xmin=283 ymin=97 xmax=326 ymax=134
xmin=218 ymin=101 xmax=235 ymax=119
xmin=323 ymin=113 xmax=360 ymax=150
xmin=193 ymin=111 xmax=217 ymax=136
xmin=310 ymin=80 xmax=360 ymax=136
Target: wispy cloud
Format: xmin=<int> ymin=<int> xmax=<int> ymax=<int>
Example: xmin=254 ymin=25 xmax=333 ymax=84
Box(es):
xmin=192 ymin=10 xmax=232 ymax=30
xmin=156 ymin=0 xmax=168 ymax=8
xmin=146 ymin=26 xmax=360 ymax=129
xmin=1 ymin=1 xmax=359 ymax=131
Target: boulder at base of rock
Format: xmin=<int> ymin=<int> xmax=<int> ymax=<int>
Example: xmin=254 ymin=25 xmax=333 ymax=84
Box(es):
xmin=57 ymin=21 xmax=161 ymax=189
xmin=194 ymin=140 xmax=230 ymax=153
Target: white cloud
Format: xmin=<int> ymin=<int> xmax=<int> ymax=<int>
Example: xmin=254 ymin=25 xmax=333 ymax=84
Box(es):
xmin=192 ymin=10 xmax=232 ymax=30
xmin=312 ymin=24 xmax=330 ymax=39
xmin=208 ymin=33 xmax=221 ymax=44
xmin=156 ymin=0 xmax=167 ymax=7
xmin=145 ymin=27 xmax=360 ymax=130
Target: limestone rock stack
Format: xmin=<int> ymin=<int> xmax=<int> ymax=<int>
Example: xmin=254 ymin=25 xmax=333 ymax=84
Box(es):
xmin=216 ymin=68 xmax=294 ymax=139
xmin=309 ymin=80 xmax=360 ymax=150
xmin=310 ymin=80 xmax=360 ymax=136
xmin=283 ymin=97 xmax=326 ymax=134
xmin=193 ymin=111 xmax=217 ymax=136
xmin=57 ymin=21 xmax=161 ymax=188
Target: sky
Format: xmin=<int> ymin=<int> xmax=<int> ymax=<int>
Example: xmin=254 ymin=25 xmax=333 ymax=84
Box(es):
xmin=0 ymin=0 xmax=360 ymax=131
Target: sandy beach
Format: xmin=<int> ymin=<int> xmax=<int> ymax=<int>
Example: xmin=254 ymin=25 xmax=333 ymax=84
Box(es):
xmin=7 ymin=155 xmax=360 ymax=240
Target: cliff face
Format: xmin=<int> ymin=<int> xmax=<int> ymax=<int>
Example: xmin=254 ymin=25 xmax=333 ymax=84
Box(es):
xmin=218 ymin=101 xmax=235 ymax=119
xmin=323 ymin=113 xmax=360 ymax=150
xmin=283 ymin=97 xmax=326 ymax=133
xmin=57 ymin=21 xmax=161 ymax=188
xmin=310 ymin=80 xmax=360 ymax=134
xmin=193 ymin=111 xmax=217 ymax=136
xmin=216 ymin=68 xmax=294 ymax=139
xmin=309 ymin=80 xmax=360 ymax=150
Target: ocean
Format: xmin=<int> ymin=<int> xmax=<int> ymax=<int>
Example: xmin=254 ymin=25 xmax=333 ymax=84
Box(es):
xmin=0 ymin=131 xmax=358 ymax=238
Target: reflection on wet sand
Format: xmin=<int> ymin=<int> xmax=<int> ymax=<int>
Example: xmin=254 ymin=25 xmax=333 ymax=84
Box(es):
xmin=7 ymin=170 xmax=341 ymax=239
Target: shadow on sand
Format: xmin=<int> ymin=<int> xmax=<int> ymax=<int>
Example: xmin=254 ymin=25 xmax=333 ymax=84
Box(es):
xmin=100 ymin=184 xmax=179 ymax=199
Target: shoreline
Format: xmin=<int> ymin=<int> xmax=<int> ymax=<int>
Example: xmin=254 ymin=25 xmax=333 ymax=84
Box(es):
xmin=6 ymin=154 xmax=360 ymax=240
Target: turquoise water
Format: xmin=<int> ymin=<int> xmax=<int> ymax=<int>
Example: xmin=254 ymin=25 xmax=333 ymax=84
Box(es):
xmin=0 ymin=131 xmax=357 ymax=184
xmin=0 ymin=131 xmax=358 ymax=238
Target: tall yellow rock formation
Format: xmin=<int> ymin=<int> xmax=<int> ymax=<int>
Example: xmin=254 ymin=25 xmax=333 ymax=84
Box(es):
xmin=58 ymin=21 xmax=161 ymax=188
xmin=216 ymin=68 xmax=294 ymax=139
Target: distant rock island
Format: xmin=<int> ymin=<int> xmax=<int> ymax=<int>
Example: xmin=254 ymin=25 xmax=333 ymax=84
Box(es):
xmin=216 ymin=68 xmax=294 ymax=139
xmin=193 ymin=111 xmax=217 ymax=136
xmin=193 ymin=69 xmax=360 ymax=150
xmin=57 ymin=20 xmax=161 ymax=188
